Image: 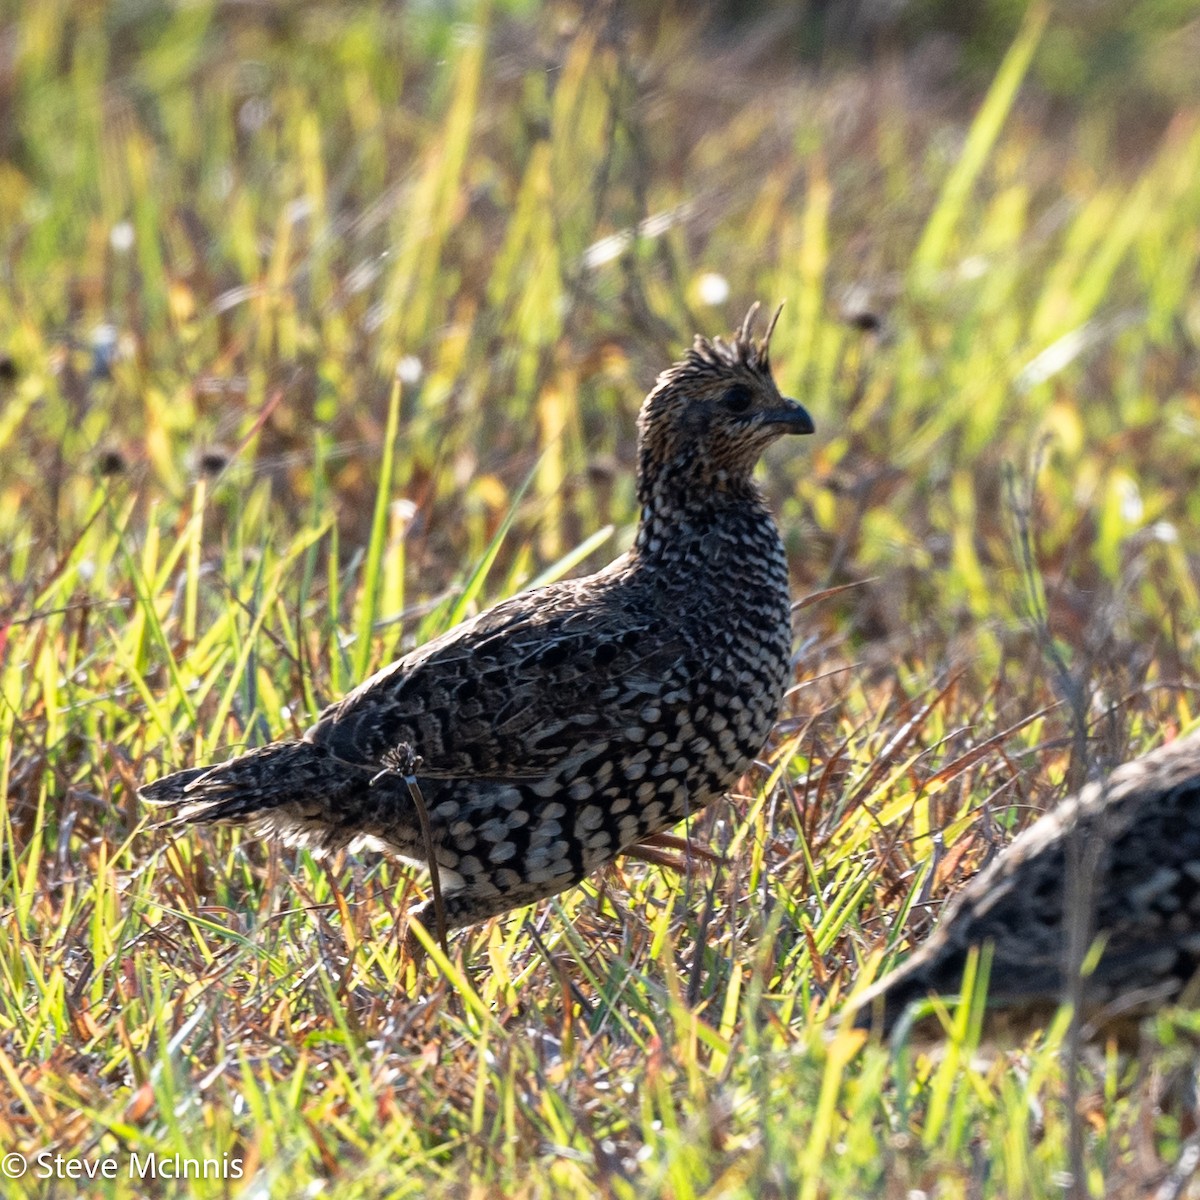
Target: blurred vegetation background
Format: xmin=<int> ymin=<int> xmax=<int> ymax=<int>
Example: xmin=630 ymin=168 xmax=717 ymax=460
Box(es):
xmin=3 ymin=1 xmax=1200 ymax=1196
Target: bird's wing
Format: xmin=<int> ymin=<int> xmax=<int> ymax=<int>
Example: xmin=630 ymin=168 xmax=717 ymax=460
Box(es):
xmin=306 ymin=578 xmax=695 ymax=778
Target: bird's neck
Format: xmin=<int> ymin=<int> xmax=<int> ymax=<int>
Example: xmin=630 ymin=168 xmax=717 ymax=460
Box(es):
xmin=632 ymin=471 xmax=770 ymax=559
xmin=636 ymin=446 xmax=761 ymax=509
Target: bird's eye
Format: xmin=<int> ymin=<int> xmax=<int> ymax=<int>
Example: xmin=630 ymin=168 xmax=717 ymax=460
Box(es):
xmin=722 ymin=385 xmax=753 ymax=414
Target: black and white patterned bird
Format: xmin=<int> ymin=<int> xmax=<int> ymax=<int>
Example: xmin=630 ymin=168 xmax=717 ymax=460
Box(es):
xmin=853 ymin=730 xmax=1200 ymax=1037
xmin=142 ymin=305 xmax=814 ymax=941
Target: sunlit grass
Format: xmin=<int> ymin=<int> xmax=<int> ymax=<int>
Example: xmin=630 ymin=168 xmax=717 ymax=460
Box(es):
xmin=3 ymin=1 xmax=1200 ymax=1196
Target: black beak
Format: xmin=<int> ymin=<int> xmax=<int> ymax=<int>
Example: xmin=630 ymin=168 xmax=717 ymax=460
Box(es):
xmin=762 ymin=398 xmax=815 ymax=435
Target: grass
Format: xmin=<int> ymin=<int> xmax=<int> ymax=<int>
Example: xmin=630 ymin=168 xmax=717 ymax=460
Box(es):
xmin=3 ymin=0 xmax=1200 ymax=1195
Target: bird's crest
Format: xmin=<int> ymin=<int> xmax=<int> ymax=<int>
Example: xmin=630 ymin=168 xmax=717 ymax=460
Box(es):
xmin=691 ymin=301 xmax=783 ymax=373
xmin=658 ymin=302 xmax=783 ymax=391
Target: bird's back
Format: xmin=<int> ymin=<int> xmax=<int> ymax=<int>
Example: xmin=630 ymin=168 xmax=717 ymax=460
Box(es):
xmin=316 ymin=497 xmax=790 ymax=770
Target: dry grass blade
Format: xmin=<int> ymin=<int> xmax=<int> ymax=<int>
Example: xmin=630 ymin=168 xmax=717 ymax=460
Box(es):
xmin=371 ymin=745 xmax=449 ymax=956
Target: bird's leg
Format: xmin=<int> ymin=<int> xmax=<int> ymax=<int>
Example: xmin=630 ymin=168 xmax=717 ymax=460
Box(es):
xmin=641 ymin=831 xmax=724 ymax=863
xmin=624 ymin=831 xmax=724 ymax=873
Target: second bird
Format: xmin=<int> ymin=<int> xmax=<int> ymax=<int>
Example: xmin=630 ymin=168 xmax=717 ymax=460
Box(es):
xmin=141 ymin=305 xmax=814 ymax=939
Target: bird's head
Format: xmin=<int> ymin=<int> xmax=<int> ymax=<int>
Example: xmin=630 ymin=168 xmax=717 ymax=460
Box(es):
xmin=636 ymin=303 xmax=814 ymax=511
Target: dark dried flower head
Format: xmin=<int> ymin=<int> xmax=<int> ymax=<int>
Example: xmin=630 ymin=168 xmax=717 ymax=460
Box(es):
xmin=195 ymin=447 xmax=231 ymax=477
xmin=846 ymin=310 xmax=883 ymax=335
xmin=95 ymin=447 xmax=128 ymax=477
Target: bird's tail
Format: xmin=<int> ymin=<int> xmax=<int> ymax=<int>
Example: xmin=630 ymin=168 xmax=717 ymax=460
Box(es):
xmin=139 ymin=739 xmax=366 ymax=831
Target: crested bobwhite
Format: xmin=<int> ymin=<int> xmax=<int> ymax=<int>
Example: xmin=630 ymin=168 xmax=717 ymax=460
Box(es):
xmin=854 ymin=730 xmax=1200 ymax=1037
xmin=142 ymin=305 xmax=814 ymax=940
